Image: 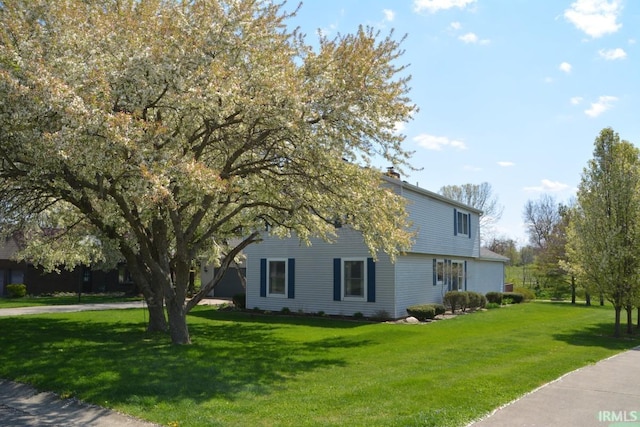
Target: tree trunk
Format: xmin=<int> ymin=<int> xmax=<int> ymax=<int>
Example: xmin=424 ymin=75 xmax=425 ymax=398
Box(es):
xmin=166 ymin=297 xmax=191 ymax=344
xmin=585 ymin=292 xmax=591 ymax=306
xmin=626 ymin=305 xmax=634 ymax=334
xmin=571 ymin=276 xmax=576 ymax=305
xmin=614 ymin=306 xmax=622 ymax=338
xmin=146 ymin=296 xmax=167 ymax=333
xmin=637 ymin=307 xmax=640 ymax=330
xmin=600 ymin=294 xmax=605 ymax=306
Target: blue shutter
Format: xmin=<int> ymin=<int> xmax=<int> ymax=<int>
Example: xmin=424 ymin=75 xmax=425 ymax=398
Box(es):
xmin=453 ymin=208 xmax=458 ymax=236
xmin=367 ymin=258 xmax=375 ymax=302
xmin=259 ymin=258 xmax=267 ymax=297
xmin=287 ymin=258 xmax=295 ymax=299
xmin=333 ymin=258 xmax=341 ymax=301
xmin=464 ymin=260 xmax=468 ymax=290
xmin=433 ymin=259 xmax=437 ymax=286
xmin=468 ymin=213 xmax=472 ymax=238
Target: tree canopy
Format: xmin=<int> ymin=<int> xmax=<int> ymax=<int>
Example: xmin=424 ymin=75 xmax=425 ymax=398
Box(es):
xmin=567 ymin=128 xmax=640 ymax=336
xmin=0 ymin=0 xmax=416 ymax=343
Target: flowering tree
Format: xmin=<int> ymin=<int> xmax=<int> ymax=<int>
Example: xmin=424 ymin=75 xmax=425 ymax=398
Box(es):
xmin=0 ymin=0 xmax=415 ymax=343
xmin=566 ymin=128 xmax=640 ymax=337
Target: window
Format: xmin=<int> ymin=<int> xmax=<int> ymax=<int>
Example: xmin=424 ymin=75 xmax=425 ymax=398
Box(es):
xmin=268 ymin=259 xmax=287 ymax=296
xmin=450 ymin=261 xmax=465 ymax=291
xmin=343 ymin=259 xmax=365 ymax=299
xmin=436 ymin=260 xmax=445 ymax=285
xmin=457 ymin=211 xmax=469 ymax=236
xmin=260 ymin=258 xmax=295 ymax=299
xmin=433 ymin=259 xmax=466 ymax=291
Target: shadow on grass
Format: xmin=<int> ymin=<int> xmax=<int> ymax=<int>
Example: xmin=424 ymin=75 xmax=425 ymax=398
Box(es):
xmin=552 ymin=321 xmax=640 ymax=351
xmin=0 ymin=308 xmax=371 ymax=407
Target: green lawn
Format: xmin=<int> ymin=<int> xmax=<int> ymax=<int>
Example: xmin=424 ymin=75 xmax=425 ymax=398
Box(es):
xmin=0 ymin=293 xmax=141 ymax=308
xmin=0 ymin=302 xmax=637 ymax=426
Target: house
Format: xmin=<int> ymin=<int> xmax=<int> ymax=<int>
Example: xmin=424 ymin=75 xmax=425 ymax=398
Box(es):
xmin=242 ymin=175 xmax=508 ymax=318
xmin=0 ymin=234 xmax=135 ymax=296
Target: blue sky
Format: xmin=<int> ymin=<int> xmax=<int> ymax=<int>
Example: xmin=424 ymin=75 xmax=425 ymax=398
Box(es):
xmin=285 ymin=0 xmax=640 ymax=246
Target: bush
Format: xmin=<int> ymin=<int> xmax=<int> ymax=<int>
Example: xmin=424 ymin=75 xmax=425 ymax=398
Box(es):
xmin=433 ymin=304 xmax=446 ymax=316
xmin=503 ymin=292 xmax=524 ymax=304
xmin=232 ymin=293 xmax=246 ymax=309
xmin=280 ymin=307 xmax=291 ymax=314
xmin=443 ymin=291 xmax=469 ymax=313
xmin=353 ymin=312 xmax=364 ymax=319
xmin=486 ymin=302 xmax=501 ymax=309
xmin=6 ymin=284 xmax=27 ymax=298
xmin=467 ymin=291 xmax=487 ymax=309
xmin=513 ymin=287 xmax=535 ymax=301
xmin=485 ymin=291 xmax=503 ymax=305
xmin=406 ymin=304 xmax=436 ymax=321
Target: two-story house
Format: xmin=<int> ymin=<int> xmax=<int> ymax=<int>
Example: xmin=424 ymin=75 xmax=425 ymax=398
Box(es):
xmin=243 ymin=176 xmax=507 ymax=318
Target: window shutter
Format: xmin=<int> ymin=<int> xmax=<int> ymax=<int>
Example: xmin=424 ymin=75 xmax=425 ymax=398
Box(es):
xmin=367 ymin=258 xmax=375 ymax=302
xmin=259 ymin=258 xmax=267 ymax=297
xmin=287 ymin=258 xmax=295 ymax=299
xmin=453 ymin=208 xmax=458 ymax=236
xmin=333 ymin=258 xmax=341 ymax=301
xmin=464 ymin=260 xmax=468 ymax=290
xmin=468 ymin=213 xmax=472 ymax=238
xmin=433 ymin=259 xmax=437 ymax=286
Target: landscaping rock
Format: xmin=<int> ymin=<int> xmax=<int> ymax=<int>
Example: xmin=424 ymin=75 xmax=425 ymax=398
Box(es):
xmin=404 ymin=316 xmax=419 ymax=324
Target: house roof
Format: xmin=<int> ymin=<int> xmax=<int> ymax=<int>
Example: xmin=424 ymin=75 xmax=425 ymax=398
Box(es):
xmin=381 ymin=175 xmax=484 ymax=215
xmin=479 ymin=247 xmax=510 ymax=262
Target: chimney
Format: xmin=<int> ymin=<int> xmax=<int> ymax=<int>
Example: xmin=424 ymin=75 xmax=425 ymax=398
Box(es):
xmin=386 ymin=166 xmax=400 ymax=179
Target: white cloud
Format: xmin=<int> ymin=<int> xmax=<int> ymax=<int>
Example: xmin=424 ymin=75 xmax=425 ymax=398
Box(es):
xmin=394 ymin=121 xmax=406 ymax=134
xmin=598 ymin=47 xmax=626 ymax=60
xmin=463 ymin=165 xmax=482 ymax=171
xmin=570 ymin=96 xmax=584 ymax=105
xmin=584 ymin=95 xmax=618 ymax=117
xmin=524 ymin=179 xmax=571 ymax=192
xmin=559 ymin=62 xmax=572 ymax=73
xmin=497 ymin=161 xmax=515 ymax=167
xmin=564 ymin=0 xmax=622 ymax=38
xmin=383 ymin=9 xmax=395 ymax=22
xmin=458 ymin=32 xmax=490 ymax=44
xmin=450 ymin=21 xmax=462 ymax=30
xmin=414 ymin=0 xmax=476 ymax=13
xmin=413 ymin=134 xmax=467 ymax=151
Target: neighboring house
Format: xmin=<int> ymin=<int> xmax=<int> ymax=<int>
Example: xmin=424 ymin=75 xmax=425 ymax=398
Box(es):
xmin=243 ymin=175 xmax=509 ymax=318
xmin=0 ymin=235 xmax=134 ymax=296
xmin=201 ymin=261 xmax=246 ymax=298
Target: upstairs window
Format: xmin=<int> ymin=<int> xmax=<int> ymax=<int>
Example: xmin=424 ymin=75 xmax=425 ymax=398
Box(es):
xmin=454 ymin=208 xmax=471 ymax=237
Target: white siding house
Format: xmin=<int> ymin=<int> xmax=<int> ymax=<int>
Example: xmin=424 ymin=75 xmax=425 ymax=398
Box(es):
xmin=243 ymin=176 xmax=508 ymax=318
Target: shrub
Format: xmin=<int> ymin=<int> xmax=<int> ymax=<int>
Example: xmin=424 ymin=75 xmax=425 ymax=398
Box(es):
xmin=232 ymin=293 xmax=246 ymax=309
xmin=467 ymin=291 xmax=486 ymax=309
xmin=486 ymin=302 xmax=501 ymax=309
xmin=280 ymin=307 xmax=291 ymax=314
xmin=514 ymin=287 xmax=535 ymax=301
xmin=433 ymin=304 xmax=446 ymax=316
xmin=486 ymin=292 xmax=503 ymax=305
xmin=317 ymin=311 xmax=325 ymax=317
xmin=503 ymin=292 xmax=524 ymax=304
xmin=406 ymin=304 xmax=436 ymax=321
xmin=353 ymin=312 xmax=364 ymax=319
xmin=6 ymin=284 xmax=27 ymax=298
xmin=443 ymin=291 xmax=469 ymax=313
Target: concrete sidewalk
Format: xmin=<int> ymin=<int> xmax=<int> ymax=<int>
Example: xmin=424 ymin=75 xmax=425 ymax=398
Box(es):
xmin=469 ymin=346 xmax=640 ymax=427
xmin=0 ymin=380 xmax=160 ymax=426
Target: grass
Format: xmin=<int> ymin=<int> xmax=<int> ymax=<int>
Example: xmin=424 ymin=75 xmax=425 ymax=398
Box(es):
xmin=0 ymin=293 xmax=141 ymax=308
xmin=0 ymin=302 xmax=638 ymax=426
